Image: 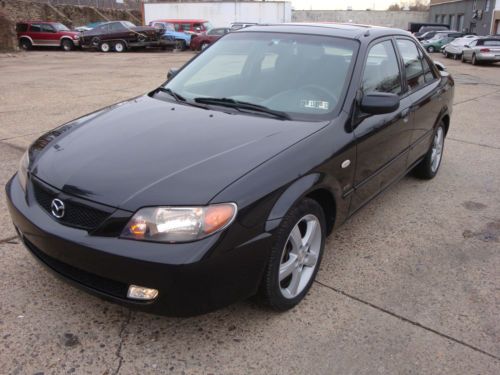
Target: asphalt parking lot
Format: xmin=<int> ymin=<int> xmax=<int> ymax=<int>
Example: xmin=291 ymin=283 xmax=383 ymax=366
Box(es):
xmin=0 ymin=50 xmax=499 ymax=374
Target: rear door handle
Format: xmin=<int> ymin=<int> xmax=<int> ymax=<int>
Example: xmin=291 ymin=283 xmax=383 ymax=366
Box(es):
xmin=400 ymin=108 xmax=410 ymax=122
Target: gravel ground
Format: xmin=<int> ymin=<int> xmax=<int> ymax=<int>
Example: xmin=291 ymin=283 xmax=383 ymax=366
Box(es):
xmin=0 ymin=49 xmax=499 ymax=375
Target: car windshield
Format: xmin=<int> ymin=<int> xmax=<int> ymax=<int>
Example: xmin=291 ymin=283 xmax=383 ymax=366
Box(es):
xmin=122 ymin=21 xmax=136 ymax=28
xmin=161 ymin=32 xmax=358 ymax=121
xmin=429 ymin=34 xmax=446 ymax=41
xmin=53 ymin=23 xmax=69 ymax=31
xmin=203 ymin=22 xmax=213 ymax=31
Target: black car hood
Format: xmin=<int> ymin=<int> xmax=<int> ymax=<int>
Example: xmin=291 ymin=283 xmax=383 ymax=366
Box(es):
xmin=30 ymin=96 xmax=327 ymax=211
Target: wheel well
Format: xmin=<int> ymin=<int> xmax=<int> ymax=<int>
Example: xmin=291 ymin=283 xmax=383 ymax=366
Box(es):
xmin=305 ymin=189 xmax=336 ymax=235
xmin=60 ymin=37 xmax=73 ymax=45
xmin=441 ymin=114 xmax=450 ymax=136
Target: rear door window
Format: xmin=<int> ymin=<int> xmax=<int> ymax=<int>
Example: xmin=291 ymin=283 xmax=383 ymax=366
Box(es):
xmin=396 ymin=39 xmax=425 ymax=91
xmin=29 ymin=24 xmax=42 ymax=32
xmin=16 ymin=23 xmax=29 ymax=32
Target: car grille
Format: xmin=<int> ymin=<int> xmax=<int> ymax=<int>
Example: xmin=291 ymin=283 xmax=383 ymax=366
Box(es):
xmin=32 ymin=178 xmax=112 ymax=231
xmin=23 ymin=236 xmax=128 ymax=299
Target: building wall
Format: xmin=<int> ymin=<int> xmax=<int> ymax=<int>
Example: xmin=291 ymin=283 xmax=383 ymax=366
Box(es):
xmin=292 ymin=10 xmax=429 ymax=30
xmin=429 ymin=0 xmax=497 ymax=35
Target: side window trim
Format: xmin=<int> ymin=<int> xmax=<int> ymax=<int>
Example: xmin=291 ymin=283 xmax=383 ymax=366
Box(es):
xmin=358 ymin=36 xmax=404 ymax=97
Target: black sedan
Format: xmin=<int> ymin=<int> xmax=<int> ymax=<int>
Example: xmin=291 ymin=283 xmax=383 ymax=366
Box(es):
xmin=6 ymin=24 xmax=454 ymax=316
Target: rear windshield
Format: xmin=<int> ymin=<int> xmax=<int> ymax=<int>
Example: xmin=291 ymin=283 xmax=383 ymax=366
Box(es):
xmin=482 ymin=40 xmax=500 ymax=46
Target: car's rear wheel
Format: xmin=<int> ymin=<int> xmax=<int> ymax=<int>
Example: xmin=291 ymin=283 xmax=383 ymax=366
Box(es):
xmin=99 ymin=42 xmax=111 ymax=53
xmin=114 ymin=41 xmax=126 ymax=53
xmin=413 ymin=123 xmax=445 ymax=180
xmin=453 ymin=53 xmax=459 ymax=60
xmin=61 ymin=39 xmax=74 ymax=51
xmin=19 ymin=38 xmax=32 ymax=50
xmin=427 ymin=46 xmax=435 ymax=53
xmin=445 ymin=52 xmax=450 ymax=58
xmin=472 ymin=54 xmax=479 ymax=65
xmin=259 ymin=198 xmax=326 ymax=311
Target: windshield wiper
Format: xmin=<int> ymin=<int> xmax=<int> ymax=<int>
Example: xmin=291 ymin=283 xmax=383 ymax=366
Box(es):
xmin=194 ymin=97 xmax=291 ymax=120
xmin=157 ymin=87 xmax=186 ymax=102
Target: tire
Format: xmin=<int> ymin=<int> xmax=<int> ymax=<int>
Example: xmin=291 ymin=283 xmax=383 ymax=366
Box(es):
xmin=99 ymin=42 xmax=111 ymax=53
xmin=114 ymin=41 xmax=126 ymax=53
xmin=471 ymin=54 xmax=479 ymax=65
xmin=174 ymin=40 xmax=184 ymax=50
xmin=61 ymin=39 xmax=74 ymax=51
xmin=453 ymin=53 xmax=459 ymax=60
xmin=413 ymin=123 xmax=446 ymax=180
xmin=427 ymin=46 xmax=435 ymax=53
xmin=445 ymin=52 xmax=450 ymax=58
xmin=461 ymin=53 xmax=467 ymax=63
xmin=259 ymin=198 xmax=326 ymax=311
xmin=200 ymin=42 xmax=210 ymax=51
xmin=137 ymin=34 xmax=146 ymax=43
xmin=19 ymin=38 xmax=32 ymax=50
xmin=178 ymin=40 xmax=187 ymax=51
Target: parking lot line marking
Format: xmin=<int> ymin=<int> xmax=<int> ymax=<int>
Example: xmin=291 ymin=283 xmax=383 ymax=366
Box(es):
xmin=315 ymin=280 xmax=500 ymax=361
xmin=447 ymin=137 xmax=500 ymax=150
xmin=0 ymin=235 xmax=19 ymax=245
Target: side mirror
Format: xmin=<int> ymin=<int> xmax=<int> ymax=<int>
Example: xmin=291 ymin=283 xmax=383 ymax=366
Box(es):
xmin=167 ymin=68 xmax=179 ymax=80
xmin=360 ymin=92 xmax=400 ymax=115
xmin=434 ymin=61 xmax=446 ymax=72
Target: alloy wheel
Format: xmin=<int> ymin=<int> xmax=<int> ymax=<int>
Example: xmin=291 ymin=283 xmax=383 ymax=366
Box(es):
xmin=279 ymin=214 xmax=322 ymax=299
xmin=431 ymin=127 xmax=444 ymax=173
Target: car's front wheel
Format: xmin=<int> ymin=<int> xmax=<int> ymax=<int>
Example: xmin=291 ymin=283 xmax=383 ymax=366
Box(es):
xmin=260 ymin=198 xmax=326 ymax=311
xmin=427 ymin=46 xmax=435 ymax=53
xmin=19 ymin=38 xmax=32 ymax=50
xmin=61 ymin=39 xmax=74 ymax=51
xmin=413 ymin=123 xmax=445 ymax=179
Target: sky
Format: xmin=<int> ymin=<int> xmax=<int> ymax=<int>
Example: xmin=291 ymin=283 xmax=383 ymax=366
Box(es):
xmin=291 ymin=0 xmax=413 ymax=11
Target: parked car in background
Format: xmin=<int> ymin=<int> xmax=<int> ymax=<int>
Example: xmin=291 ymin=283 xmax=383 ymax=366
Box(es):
xmin=155 ymin=19 xmax=213 ymax=36
xmin=149 ymin=21 xmax=191 ymax=50
xmin=417 ymin=30 xmax=441 ymax=42
xmin=79 ymin=21 xmax=164 ymax=52
xmin=443 ymin=36 xmax=479 ymax=59
xmin=190 ymin=27 xmax=229 ymax=50
xmin=7 ymin=24 xmax=454 ymax=316
xmin=230 ymin=22 xmax=258 ymax=30
xmin=414 ymin=25 xmax=449 ymax=38
xmin=16 ymin=21 xmax=80 ymax=51
xmin=409 ymin=22 xmax=449 ymax=35
xmin=421 ymin=31 xmax=463 ymax=53
xmin=74 ymin=21 xmax=106 ymax=32
xmin=461 ymin=38 xmax=500 ymax=64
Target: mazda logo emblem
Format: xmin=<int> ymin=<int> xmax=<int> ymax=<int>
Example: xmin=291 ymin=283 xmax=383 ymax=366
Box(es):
xmin=51 ymin=198 xmax=65 ymax=219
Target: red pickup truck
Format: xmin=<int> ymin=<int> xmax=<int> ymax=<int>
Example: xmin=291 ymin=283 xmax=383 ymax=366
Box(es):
xmin=16 ymin=21 xmax=80 ymax=51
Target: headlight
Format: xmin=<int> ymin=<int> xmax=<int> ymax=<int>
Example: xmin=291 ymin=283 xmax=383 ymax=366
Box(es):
xmin=73 ymin=35 xmax=79 ymax=40
xmin=121 ymin=203 xmax=237 ymax=243
xmin=17 ymin=150 xmax=30 ymax=191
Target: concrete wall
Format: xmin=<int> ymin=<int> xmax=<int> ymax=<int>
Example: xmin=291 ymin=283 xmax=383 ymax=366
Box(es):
xmin=292 ymin=10 xmax=429 ymax=30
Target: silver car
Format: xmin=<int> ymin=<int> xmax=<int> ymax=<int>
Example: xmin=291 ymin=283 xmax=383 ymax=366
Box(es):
xmin=443 ymin=36 xmax=479 ymax=59
xmin=461 ymin=38 xmax=500 ymax=65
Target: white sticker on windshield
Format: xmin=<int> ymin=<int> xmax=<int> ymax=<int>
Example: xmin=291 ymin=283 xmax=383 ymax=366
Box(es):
xmin=301 ymin=100 xmax=329 ymax=110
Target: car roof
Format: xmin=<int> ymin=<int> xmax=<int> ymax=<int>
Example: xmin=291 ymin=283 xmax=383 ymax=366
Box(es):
xmin=156 ymin=19 xmax=208 ymax=23
xmin=237 ymin=23 xmax=412 ymax=40
xmin=19 ymin=20 xmax=60 ymax=24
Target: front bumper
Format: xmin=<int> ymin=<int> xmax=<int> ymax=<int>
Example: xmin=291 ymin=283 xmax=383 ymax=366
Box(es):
xmin=6 ymin=175 xmax=272 ymax=316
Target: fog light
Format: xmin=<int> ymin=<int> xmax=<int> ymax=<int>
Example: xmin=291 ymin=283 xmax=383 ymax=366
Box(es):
xmin=127 ymin=285 xmax=158 ymax=300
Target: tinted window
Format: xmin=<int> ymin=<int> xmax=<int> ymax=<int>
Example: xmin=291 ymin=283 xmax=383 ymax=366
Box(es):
xmin=421 ymin=55 xmax=436 ymax=82
xmin=109 ymin=22 xmax=125 ymax=31
xmin=41 ymin=24 xmax=55 ymax=32
xmin=181 ymin=23 xmax=191 ymax=31
xmin=30 ymin=24 xmax=42 ymax=32
xmin=362 ymin=40 xmax=401 ymax=95
xmin=16 ymin=23 xmax=29 ymax=32
xmin=396 ymin=39 xmax=425 ymax=91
